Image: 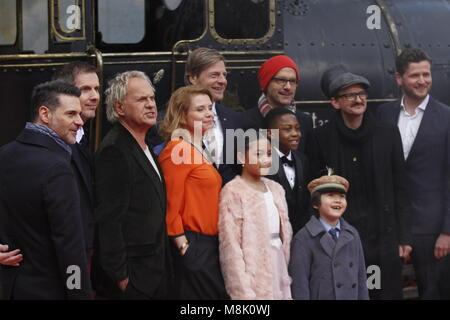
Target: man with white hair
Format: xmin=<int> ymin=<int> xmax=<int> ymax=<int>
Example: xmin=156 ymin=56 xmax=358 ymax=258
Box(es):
xmin=94 ymin=71 xmax=172 ymax=299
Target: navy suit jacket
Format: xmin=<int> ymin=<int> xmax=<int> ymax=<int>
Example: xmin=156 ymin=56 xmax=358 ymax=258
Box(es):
xmin=377 ymin=96 xmax=450 ymax=234
xmin=215 ymin=103 xmax=243 ymax=185
xmin=0 ymin=129 xmax=92 ymax=299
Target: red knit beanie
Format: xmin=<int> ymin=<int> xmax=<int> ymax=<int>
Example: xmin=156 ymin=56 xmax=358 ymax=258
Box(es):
xmin=258 ymin=55 xmax=299 ymax=91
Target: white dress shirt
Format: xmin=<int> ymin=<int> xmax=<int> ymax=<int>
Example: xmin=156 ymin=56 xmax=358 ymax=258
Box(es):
xmin=397 ymin=95 xmax=429 ymax=160
xmin=319 ymin=218 xmax=341 ymax=239
xmin=203 ymin=102 xmax=224 ymax=166
xmin=144 ymin=146 xmax=162 ymax=181
xmin=76 ymin=126 xmax=84 ymax=143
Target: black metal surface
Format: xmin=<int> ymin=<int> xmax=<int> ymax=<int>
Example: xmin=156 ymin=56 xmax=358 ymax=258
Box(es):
xmin=1 ymin=0 xmax=450 ymax=146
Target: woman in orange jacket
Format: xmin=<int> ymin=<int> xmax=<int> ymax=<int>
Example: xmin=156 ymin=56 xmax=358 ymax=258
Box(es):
xmin=158 ymin=85 xmax=228 ymax=299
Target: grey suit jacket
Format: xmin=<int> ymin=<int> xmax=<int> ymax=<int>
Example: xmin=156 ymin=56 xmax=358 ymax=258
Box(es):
xmin=377 ymin=96 xmax=450 ymax=234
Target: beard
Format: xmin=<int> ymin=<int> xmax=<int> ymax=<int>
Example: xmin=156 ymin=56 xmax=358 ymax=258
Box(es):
xmin=403 ymin=83 xmax=431 ymax=102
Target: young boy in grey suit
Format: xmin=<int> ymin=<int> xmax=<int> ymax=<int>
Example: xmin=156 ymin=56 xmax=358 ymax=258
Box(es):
xmin=289 ymin=172 xmax=369 ymax=300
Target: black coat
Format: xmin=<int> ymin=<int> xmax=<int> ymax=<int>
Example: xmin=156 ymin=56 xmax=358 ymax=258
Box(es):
xmin=377 ymin=97 xmax=450 ymax=235
xmin=94 ymin=123 xmax=172 ymax=299
xmin=0 ymin=129 xmax=92 ymax=299
xmin=70 ymin=138 xmax=95 ymax=252
xmin=306 ymin=113 xmax=411 ymax=299
xmin=266 ymin=151 xmax=311 ymax=234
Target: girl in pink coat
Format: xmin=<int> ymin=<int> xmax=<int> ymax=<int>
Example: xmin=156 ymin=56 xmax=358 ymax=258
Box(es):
xmin=218 ymin=134 xmax=293 ymax=300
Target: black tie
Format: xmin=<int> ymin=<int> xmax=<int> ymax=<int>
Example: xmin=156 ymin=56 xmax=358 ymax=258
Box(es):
xmin=281 ymin=155 xmax=294 ymax=167
xmin=329 ymin=228 xmax=339 ymax=242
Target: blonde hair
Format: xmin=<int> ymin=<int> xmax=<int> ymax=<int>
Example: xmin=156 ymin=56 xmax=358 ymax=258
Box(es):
xmin=159 ymin=85 xmax=213 ymax=141
xmin=105 ymin=70 xmax=153 ymax=123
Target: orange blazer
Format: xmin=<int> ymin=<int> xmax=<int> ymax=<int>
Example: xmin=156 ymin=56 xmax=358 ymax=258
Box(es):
xmin=159 ymin=138 xmax=222 ymax=236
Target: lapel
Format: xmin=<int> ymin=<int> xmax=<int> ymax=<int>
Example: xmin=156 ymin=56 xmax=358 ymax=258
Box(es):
xmin=292 ymin=152 xmax=305 ymax=196
xmin=406 ymin=97 xmax=438 ymax=162
xmin=71 ymin=143 xmax=94 ymax=202
xmin=119 ymin=124 xmax=165 ymax=207
xmin=333 ymin=219 xmax=355 ymax=256
xmin=276 ymin=155 xmax=291 ymax=192
xmin=305 ymin=216 xmax=335 ymax=258
xmin=385 ymin=101 xmax=402 ymax=125
xmin=215 ymin=103 xmax=231 ymax=131
xmin=215 ymin=103 xmax=230 ymax=159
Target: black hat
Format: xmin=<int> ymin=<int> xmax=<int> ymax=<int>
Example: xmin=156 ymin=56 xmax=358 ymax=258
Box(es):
xmin=321 ymin=65 xmax=371 ymax=98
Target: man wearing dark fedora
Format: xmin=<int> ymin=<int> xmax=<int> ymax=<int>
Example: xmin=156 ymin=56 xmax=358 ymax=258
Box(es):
xmin=306 ymin=65 xmax=412 ymax=300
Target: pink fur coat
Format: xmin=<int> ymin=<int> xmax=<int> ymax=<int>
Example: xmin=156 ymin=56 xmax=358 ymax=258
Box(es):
xmin=218 ymin=176 xmax=293 ymax=300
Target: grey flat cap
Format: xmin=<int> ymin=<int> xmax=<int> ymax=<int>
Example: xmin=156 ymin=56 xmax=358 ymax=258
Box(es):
xmin=321 ymin=65 xmax=370 ymax=98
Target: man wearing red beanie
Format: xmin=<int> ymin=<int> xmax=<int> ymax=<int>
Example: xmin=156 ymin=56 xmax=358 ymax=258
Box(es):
xmin=242 ymin=55 xmax=313 ymax=153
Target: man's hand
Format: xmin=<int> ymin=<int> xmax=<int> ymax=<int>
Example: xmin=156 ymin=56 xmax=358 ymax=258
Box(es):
xmin=434 ymin=233 xmax=450 ymax=259
xmin=118 ymin=278 xmax=129 ymax=292
xmin=0 ymin=244 xmax=23 ymax=266
xmin=399 ymin=244 xmax=412 ymax=262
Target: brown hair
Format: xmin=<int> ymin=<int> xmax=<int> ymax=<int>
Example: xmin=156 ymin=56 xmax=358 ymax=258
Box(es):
xmin=396 ymin=48 xmax=432 ymax=75
xmin=184 ymin=47 xmax=225 ymax=85
xmin=159 ymin=85 xmax=213 ymax=141
xmin=52 ymin=61 xmax=98 ymax=85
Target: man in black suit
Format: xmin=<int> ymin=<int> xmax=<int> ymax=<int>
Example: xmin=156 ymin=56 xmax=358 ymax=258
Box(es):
xmin=52 ymin=61 xmax=100 ymax=268
xmin=95 ymin=71 xmax=172 ymax=299
xmin=265 ymin=108 xmax=310 ymax=234
xmin=184 ymin=47 xmax=242 ymax=184
xmin=307 ymin=66 xmax=412 ymax=300
xmin=0 ymin=80 xmax=92 ymax=299
xmin=242 ymin=55 xmax=313 ymax=153
xmin=377 ymin=48 xmax=450 ymax=299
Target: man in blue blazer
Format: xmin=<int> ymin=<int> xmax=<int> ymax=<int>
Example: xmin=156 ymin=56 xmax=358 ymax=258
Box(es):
xmin=184 ymin=47 xmax=243 ymax=185
xmin=377 ymin=48 xmax=450 ymax=299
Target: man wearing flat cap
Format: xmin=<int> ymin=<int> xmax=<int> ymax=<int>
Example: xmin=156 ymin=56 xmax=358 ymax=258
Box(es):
xmin=306 ymin=65 xmax=412 ymax=300
xmin=242 ymin=55 xmax=313 ymax=152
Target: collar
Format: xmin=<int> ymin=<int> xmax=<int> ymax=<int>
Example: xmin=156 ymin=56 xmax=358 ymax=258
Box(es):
xmin=274 ymin=147 xmax=292 ymax=160
xmin=306 ymin=215 xmax=352 ymax=237
xmin=76 ymin=126 xmax=85 ymax=143
xmin=400 ymin=94 xmax=429 ymax=114
xmin=319 ymin=217 xmax=341 ymax=233
xmin=257 ymin=93 xmax=296 ymax=117
xmin=25 ymin=122 xmax=72 ymax=155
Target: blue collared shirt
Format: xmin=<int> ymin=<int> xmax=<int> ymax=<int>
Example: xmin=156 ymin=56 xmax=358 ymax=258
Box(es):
xmin=319 ymin=217 xmax=341 ymax=239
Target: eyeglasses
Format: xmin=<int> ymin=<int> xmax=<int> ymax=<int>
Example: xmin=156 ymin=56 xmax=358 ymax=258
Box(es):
xmin=335 ymin=91 xmax=368 ymax=101
xmin=271 ymin=77 xmax=298 ymax=86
